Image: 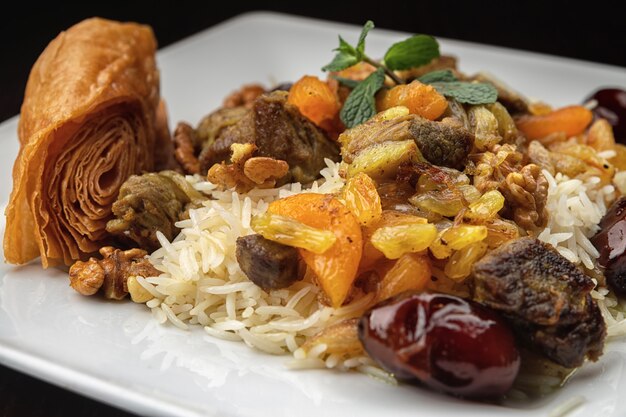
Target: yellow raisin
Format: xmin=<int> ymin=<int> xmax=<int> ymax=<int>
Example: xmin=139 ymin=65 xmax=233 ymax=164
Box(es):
xmin=342 ymin=173 xmax=382 ymax=227
xmin=371 ymin=223 xmax=437 ymax=259
xmin=444 ymin=241 xmax=488 ymax=281
xmin=464 ymin=190 xmax=505 ymax=220
xmin=441 ymin=225 xmax=488 ymax=250
xmin=251 ymin=212 xmax=336 ymax=254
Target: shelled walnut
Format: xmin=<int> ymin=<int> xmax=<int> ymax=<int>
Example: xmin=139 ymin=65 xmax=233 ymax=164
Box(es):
xmin=69 ymin=247 xmax=159 ymax=300
xmin=499 ymin=164 xmax=548 ymax=234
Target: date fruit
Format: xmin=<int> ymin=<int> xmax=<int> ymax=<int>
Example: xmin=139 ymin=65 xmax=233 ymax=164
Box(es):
xmin=591 ymin=197 xmax=626 ymax=296
xmin=358 ymin=292 xmax=520 ymax=398
xmin=586 ymin=88 xmax=626 ymax=143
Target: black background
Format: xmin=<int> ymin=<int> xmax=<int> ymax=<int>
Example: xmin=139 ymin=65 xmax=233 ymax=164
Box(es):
xmin=1 ymin=2 xmax=625 ymax=416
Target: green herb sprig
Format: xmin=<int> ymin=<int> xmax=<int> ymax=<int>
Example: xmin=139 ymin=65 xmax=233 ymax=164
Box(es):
xmin=323 ymin=23 xmax=498 ymax=128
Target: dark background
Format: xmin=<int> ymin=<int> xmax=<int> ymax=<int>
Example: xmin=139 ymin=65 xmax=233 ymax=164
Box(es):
xmin=1 ymin=2 xmax=624 ymax=416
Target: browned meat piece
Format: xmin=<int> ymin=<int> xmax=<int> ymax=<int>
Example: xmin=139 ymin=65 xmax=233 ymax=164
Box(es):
xmin=195 ymin=107 xmax=248 ymax=149
xmin=69 ymin=247 xmax=159 ymax=300
xmin=339 ymin=112 xmax=473 ymax=171
xmin=198 ymin=91 xmax=340 ymax=183
xmin=409 ymin=117 xmax=473 ymax=170
xmin=235 ymin=234 xmax=301 ymax=291
xmin=471 ymin=237 xmax=606 ymax=368
xmin=106 ymin=171 xmax=205 ymax=252
xmin=223 ymin=84 xmax=266 ymax=109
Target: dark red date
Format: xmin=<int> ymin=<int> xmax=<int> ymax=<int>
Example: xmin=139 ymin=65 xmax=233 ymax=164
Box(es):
xmin=358 ymin=292 xmax=520 ymax=398
xmin=586 ymin=88 xmax=626 ymax=143
xmin=591 ymin=196 xmax=626 ymax=295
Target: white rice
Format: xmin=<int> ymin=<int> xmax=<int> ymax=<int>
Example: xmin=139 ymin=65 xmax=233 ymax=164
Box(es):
xmin=538 ymin=170 xmax=626 ymax=337
xmin=537 ymin=170 xmax=613 ymax=269
xmin=143 ymin=160 xmax=377 ymax=360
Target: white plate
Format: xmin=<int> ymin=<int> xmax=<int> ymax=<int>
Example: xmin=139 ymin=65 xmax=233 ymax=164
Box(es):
xmin=2 ymin=11 xmax=626 ymax=417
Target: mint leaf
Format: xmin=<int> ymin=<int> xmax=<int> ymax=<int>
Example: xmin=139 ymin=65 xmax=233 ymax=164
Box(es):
xmin=430 ymin=81 xmax=498 ymax=105
xmin=340 ymin=68 xmax=385 ymax=128
xmin=322 ymin=52 xmax=360 ymax=72
xmin=322 ymin=37 xmax=359 ymax=72
xmin=337 ymin=36 xmax=357 ymax=55
xmin=356 ymin=21 xmax=375 ymax=57
xmin=384 ymin=35 xmax=440 ymax=71
xmin=418 ymin=69 xmax=457 ymax=84
xmin=323 ymin=22 xmax=374 ymax=72
xmin=331 ymin=76 xmax=360 ymax=89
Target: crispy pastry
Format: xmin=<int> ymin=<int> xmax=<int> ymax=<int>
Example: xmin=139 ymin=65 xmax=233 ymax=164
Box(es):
xmin=4 ymin=18 xmax=173 ymax=267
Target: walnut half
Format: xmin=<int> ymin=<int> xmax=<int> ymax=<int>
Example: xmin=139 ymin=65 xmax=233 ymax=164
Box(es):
xmin=69 ymin=247 xmax=159 ymax=300
xmin=499 ymin=164 xmax=548 ymax=234
xmin=207 ymin=143 xmax=289 ymax=192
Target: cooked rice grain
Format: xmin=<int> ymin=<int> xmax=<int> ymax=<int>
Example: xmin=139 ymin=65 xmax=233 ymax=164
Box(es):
xmin=146 ymin=160 xmax=374 ymax=362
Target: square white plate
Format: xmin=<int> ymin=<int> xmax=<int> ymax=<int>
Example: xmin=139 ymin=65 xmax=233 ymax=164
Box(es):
xmin=2 ymin=11 xmax=626 ymax=417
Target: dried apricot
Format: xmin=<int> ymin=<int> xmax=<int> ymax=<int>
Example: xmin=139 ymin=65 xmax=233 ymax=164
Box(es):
xmin=268 ymin=193 xmax=362 ymax=308
xmin=377 ymin=80 xmax=448 ymax=120
xmin=515 ymin=105 xmax=593 ymax=140
xmin=377 ymin=253 xmax=431 ymax=301
xmin=288 ymin=75 xmax=340 ymax=127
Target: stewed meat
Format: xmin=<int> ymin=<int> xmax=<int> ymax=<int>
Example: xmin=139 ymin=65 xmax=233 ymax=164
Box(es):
xmin=198 ymin=91 xmax=340 ymax=183
xmin=409 ymin=116 xmax=473 ymax=170
xmin=471 ymin=237 xmax=606 ymax=368
xmin=106 ymin=171 xmax=205 ymax=252
xmin=235 ymin=234 xmax=301 ymax=290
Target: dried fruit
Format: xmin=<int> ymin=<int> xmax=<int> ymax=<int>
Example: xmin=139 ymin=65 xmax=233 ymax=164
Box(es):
xmin=515 ymin=105 xmax=593 ymax=140
xmin=269 ymin=194 xmax=362 ymax=307
xmin=251 ymin=212 xmax=336 ymax=254
xmin=409 ymin=189 xmax=465 ymax=217
xmin=377 ymin=81 xmax=448 ymax=120
xmin=377 ymin=253 xmax=431 ymax=301
xmin=429 ymin=229 xmax=453 ymax=259
xmin=586 ymin=118 xmax=616 ymax=152
xmin=488 ymin=101 xmax=519 ymax=143
xmin=464 ymin=190 xmax=505 ymax=221
xmin=359 ymin=292 xmax=520 ymax=397
xmin=360 ymin=212 xmax=428 ymax=271
xmin=371 ymin=223 xmax=437 ymax=259
xmin=442 ymin=225 xmax=488 ymax=250
xmin=342 ymin=173 xmax=382 ymax=227
xmin=288 ymin=75 xmax=340 ymax=127
xmin=444 ymin=241 xmax=488 ymax=281
xmin=346 ymin=140 xmax=421 ymax=179
xmin=469 ymin=105 xmax=501 ymax=151
xmin=480 ymin=218 xmax=520 ymax=248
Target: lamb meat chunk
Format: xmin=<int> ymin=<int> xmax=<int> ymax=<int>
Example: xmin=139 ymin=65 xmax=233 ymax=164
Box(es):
xmin=236 ymin=234 xmax=301 ymax=291
xmin=339 ymin=112 xmax=473 ymax=171
xmin=198 ymin=91 xmax=340 ymax=184
xmin=471 ymin=237 xmax=606 ymax=368
xmin=106 ymin=171 xmax=205 ymax=252
xmin=409 ymin=116 xmax=473 ymax=170
xmin=195 ymin=106 xmax=248 ymax=150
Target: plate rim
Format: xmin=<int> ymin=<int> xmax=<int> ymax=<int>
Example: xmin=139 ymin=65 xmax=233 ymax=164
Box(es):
xmin=1 ymin=10 xmax=625 ymax=417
